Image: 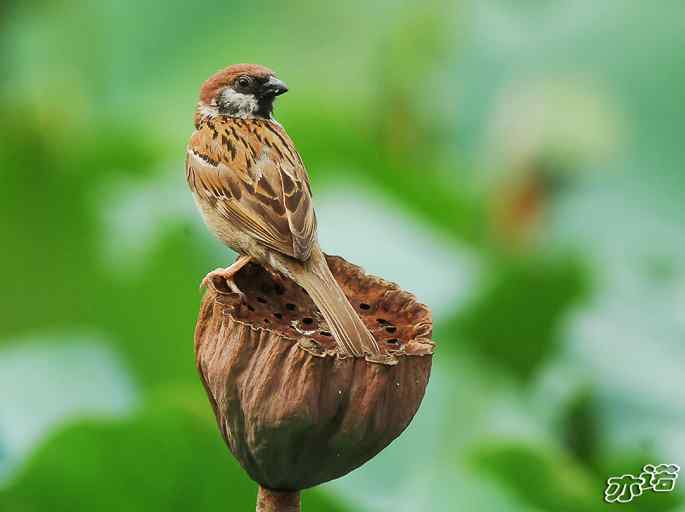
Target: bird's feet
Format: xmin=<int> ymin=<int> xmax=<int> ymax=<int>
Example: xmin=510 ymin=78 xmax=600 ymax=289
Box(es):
xmin=200 ymin=267 xmax=244 ymax=296
xmin=200 ymin=255 xmax=252 ymax=298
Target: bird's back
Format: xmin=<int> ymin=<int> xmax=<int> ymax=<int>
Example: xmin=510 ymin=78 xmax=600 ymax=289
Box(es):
xmin=186 ymin=116 xmax=318 ymax=262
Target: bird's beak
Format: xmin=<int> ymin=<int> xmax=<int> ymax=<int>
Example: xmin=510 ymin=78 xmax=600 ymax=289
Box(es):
xmin=262 ymin=76 xmax=289 ymax=97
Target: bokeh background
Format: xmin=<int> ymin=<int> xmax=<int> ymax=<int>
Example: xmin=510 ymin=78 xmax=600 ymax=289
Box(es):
xmin=2 ymin=1 xmax=684 ymax=510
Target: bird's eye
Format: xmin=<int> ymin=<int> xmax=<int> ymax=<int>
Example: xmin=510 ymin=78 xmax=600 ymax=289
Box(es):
xmin=237 ymin=76 xmax=251 ymax=88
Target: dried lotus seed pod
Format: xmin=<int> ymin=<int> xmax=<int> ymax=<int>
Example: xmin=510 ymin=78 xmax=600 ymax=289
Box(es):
xmin=194 ymin=254 xmax=435 ymax=509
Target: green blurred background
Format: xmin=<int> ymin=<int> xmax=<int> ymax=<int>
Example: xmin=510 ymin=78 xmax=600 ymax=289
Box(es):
xmin=1 ymin=1 xmax=684 ymax=510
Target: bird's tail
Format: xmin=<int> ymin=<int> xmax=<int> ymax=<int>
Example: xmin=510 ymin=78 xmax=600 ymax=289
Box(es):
xmin=290 ymin=250 xmax=381 ymax=358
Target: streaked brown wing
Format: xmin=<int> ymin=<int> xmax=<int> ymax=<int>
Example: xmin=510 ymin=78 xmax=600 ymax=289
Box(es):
xmin=186 ymin=117 xmax=317 ymax=261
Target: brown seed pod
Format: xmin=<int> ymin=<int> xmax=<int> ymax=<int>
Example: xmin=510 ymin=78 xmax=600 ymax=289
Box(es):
xmin=194 ymin=254 xmax=435 ymax=496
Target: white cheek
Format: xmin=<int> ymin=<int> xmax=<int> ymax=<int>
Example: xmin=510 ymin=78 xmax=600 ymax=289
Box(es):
xmin=221 ymin=88 xmax=258 ymax=116
xmin=199 ymin=104 xmax=219 ymax=118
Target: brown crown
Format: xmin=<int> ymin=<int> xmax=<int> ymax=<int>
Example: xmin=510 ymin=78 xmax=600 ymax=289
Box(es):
xmin=199 ymin=63 xmax=276 ymax=103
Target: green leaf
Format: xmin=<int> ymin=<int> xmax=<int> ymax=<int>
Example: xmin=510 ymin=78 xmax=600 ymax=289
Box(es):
xmin=446 ymin=255 xmax=589 ymax=381
xmin=471 ymin=439 xmax=606 ymax=512
xmin=1 ymin=404 xmax=352 ymax=512
xmin=559 ymin=389 xmax=600 ymax=470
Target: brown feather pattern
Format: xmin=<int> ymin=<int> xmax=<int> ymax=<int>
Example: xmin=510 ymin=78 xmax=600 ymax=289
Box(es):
xmin=187 ymin=116 xmax=317 ymax=261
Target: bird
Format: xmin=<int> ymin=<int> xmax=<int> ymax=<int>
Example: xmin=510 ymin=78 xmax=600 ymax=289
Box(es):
xmin=186 ymin=63 xmax=383 ymax=360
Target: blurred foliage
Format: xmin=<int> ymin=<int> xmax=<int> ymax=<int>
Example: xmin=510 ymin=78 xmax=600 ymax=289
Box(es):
xmin=1 ymin=0 xmax=684 ymax=511
xmin=472 ymin=439 xmax=605 ymax=511
xmin=0 ymin=402 xmax=344 ymax=512
xmin=443 ymin=255 xmax=589 ymax=381
xmin=559 ymin=389 xmax=601 ymax=470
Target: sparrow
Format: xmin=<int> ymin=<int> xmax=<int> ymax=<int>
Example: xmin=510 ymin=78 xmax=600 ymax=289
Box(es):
xmin=186 ymin=64 xmax=381 ymax=359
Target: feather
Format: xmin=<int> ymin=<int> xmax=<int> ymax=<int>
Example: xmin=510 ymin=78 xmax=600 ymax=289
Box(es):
xmin=187 ymin=112 xmax=379 ymax=357
xmin=288 ymin=248 xmax=381 ymax=357
xmin=187 ymin=117 xmax=317 ymax=261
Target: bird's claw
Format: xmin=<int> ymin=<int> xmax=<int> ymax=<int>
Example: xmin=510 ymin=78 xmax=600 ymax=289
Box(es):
xmin=200 ymin=268 xmax=245 ymax=300
xmin=200 ymin=267 xmax=226 ymax=291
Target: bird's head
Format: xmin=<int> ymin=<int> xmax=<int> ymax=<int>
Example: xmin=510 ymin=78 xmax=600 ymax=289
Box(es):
xmin=195 ymin=64 xmax=288 ymax=126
